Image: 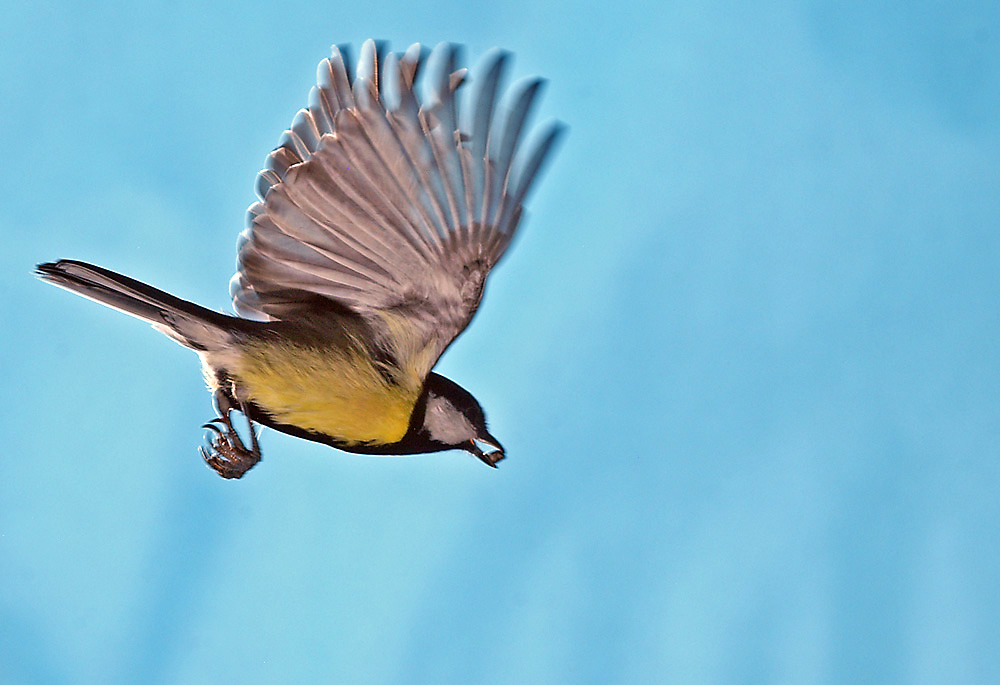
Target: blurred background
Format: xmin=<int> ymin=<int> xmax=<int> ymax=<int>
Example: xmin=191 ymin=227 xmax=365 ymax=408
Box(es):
xmin=2 ymin=0 xmax=999 ymax=682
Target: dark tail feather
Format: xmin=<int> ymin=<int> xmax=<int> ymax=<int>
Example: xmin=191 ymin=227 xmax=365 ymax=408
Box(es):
xmin=36 ymin=260 xmax=234 ymax=350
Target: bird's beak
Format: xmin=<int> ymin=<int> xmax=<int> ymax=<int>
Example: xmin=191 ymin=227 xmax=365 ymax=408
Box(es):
xmin=467 ymin=434 xmax=505 ymax=468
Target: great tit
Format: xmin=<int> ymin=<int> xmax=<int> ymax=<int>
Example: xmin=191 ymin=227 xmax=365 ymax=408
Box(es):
xmin=37 ymin=40 xmax=562 ymax=478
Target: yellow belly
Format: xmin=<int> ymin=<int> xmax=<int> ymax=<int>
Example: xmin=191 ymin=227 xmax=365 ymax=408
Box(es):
xmin=233 ymin=339 xmax=421 ymax=445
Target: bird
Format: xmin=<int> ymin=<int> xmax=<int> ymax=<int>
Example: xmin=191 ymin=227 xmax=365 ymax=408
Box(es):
xmin=36 ymin=39 xmax=563 ymax=479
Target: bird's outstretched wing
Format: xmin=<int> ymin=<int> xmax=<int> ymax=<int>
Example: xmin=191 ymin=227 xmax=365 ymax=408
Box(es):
xmin=232 ymin=40 xmax=562 ymax=378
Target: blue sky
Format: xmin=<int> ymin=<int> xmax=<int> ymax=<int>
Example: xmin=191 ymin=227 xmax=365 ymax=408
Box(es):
xmin=2 ymin=0 xmax=999 ymax=683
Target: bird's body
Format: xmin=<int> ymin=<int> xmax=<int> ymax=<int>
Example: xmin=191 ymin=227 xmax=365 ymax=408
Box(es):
xmin=38 ymin=40 xmax=562 ymax=478
xmin=209 ymin=311 xmax=428 ymax=448
xmin=234 ymin=327 xmax=420 ymax=446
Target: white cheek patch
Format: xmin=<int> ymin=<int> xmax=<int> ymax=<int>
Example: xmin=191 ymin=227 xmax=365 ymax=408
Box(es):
xmin=424 ymin=396 xmax=475 ymax=445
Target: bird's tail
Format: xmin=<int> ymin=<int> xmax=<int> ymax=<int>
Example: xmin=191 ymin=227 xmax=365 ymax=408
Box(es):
xmin=36 ymin=259 xmax=236 ymax=351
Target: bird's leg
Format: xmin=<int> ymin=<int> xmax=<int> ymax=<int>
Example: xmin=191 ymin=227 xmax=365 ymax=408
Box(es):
xmin=199 ymin=389 xmax=261 ymax=479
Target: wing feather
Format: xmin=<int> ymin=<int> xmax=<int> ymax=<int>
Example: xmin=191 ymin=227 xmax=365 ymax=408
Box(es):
xmin=489 ymin=79 xmax=544 ymax=228
xmin=329 ymin=110 xmax=438 ymax=262
xmin=387 ymin=103 xmax=452 ymax=240
xmin=352 ymin=102 xmax=444 ymax=256
xmin=233 ymin=40 xmax=562 ymax=376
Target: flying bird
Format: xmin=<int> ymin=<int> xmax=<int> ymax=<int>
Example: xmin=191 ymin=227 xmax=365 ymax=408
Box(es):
xmin=37 ymin=40 xmax=563 ymax=478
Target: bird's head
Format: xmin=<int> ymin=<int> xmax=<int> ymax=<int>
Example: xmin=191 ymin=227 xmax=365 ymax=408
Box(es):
xmin=421 ymin=373 xmax=505 ymax=467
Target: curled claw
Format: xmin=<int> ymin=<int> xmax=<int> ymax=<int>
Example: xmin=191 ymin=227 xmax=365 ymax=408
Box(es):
xmin=200 ymin=392 xmax=262 ymax=479
xmin=201 ymin=422 xmax=224 ymax=436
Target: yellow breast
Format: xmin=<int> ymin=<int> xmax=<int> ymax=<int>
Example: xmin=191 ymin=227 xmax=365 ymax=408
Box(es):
xmin=233 ymin=338 xmax=421 ymax=445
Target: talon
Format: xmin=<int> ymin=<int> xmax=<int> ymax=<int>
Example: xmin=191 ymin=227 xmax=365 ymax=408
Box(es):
xmin=198 ymin=401 xmax=262 ymax=480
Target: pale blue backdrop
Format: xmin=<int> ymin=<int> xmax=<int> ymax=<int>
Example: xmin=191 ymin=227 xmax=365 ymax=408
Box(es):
xmin=2 ymin=0 xmax=999 ymax=683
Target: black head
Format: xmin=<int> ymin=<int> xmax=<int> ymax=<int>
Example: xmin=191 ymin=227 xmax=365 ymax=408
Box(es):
xmin=420 ymin=373 xmax=505 ymax=467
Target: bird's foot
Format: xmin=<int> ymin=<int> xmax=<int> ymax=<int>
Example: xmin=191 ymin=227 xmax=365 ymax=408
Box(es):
xmin=200 ymin=401 xmax=261 ymax=479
